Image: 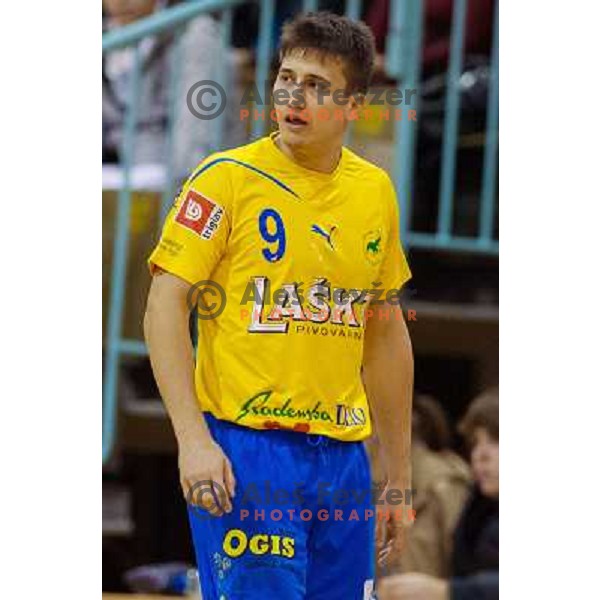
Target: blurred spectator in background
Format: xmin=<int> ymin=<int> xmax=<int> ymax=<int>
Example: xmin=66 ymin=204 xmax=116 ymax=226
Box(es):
xmin=102 ymin=0 xmax=245 ymax=179
xmin=366 ymin=0 xmax=494 ymax=78
xmin=402 ymin=395 xmax=471 ymax=577
xmin=378 ymin=388 xmax=499 ymax=600
xmin=368 ymin=394 xmax=470 ymax=578
xmin=365 ymin=0 xmax=496 ymax=238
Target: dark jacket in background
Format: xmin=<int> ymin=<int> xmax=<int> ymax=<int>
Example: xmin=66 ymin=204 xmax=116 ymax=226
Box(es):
xmin=450 ymin=489 xmax=499 ymax=600
xmin=366 ymin=0 xmax=494 ymax=74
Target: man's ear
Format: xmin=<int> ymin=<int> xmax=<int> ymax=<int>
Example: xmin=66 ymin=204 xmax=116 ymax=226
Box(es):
xmin=347 ymin=91 xmax=366 ymax=116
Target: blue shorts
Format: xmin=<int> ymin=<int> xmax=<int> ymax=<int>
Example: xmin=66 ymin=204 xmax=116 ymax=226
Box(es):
xmin=187 ymin=414 xmax=375 ymax=600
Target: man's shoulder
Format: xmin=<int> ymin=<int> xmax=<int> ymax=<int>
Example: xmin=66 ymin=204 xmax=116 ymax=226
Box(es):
xmin=188 ymin=138 xmax=269 ymax=181
xmin=342 ymin=146 xmax=391 ymax=186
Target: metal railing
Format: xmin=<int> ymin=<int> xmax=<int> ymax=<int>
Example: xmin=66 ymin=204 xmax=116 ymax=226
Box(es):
xmin=387 ymin=0 xmax=499 ymax=253
xmin=102 ymin=0 xmax=499 ymax=462
xmin=103 ymin=0 xmax=245 ymax=462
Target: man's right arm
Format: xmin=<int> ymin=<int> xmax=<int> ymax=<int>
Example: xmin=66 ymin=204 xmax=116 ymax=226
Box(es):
xmin=144 ymin=270 xmax=235 ymax=515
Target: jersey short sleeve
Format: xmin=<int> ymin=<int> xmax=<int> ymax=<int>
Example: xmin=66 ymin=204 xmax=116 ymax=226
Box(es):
xmin=377 ymin=173 xmax=412 ymax=293
xmin=148 ymin=158 xmax=233 ymax=284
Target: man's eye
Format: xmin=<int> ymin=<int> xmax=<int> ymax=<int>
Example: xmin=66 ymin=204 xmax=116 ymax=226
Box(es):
xmin=279 ymin=74 xmax=291 ymax=83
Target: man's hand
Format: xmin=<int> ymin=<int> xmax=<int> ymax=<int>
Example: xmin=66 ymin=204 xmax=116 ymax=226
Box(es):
xmin=375 ymin=482 xmax=411 ymax=570
xmin=378 ymin=573 xmax=449 ymax=600
xmin=179 ymin=436 xmax=236 ymax=516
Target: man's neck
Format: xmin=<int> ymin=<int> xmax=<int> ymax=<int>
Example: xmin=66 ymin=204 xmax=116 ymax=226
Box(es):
xmin=274 ymin=134 xmax=343 ymax=174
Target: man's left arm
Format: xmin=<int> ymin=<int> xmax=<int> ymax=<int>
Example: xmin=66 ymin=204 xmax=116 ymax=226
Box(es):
xmin=363 ymin=303 xmax=414 ymax=567
xmin=363 ymin=172 xmax=414 ymax=568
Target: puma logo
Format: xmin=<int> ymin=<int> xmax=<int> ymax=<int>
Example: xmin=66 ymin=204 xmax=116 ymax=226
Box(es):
xmin=311 ymin=224 xmax=337 ymax=250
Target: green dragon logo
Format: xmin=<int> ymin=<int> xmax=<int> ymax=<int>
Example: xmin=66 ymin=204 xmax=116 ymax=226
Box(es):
xmin=364 ymin=230 xmax=383 ymax=264
xmin=366 ymin=237 xmax=381 ymax=254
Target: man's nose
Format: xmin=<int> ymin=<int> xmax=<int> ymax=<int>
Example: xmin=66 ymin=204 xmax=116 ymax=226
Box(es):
xmin=288 ymin=83 xmax=306 ymax=109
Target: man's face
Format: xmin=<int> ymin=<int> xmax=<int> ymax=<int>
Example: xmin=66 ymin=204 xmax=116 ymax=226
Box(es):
xmin=273 ymin=50 xmax=358 ymax=150
xmin=471 ymin=428 xmax=499 ymax=498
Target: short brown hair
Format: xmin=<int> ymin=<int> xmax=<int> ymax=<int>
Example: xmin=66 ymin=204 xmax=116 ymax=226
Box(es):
xmin=412 ymin=394 xmax=452 ymax=452
xmin=279 ymin=11 xmax=375 ymax=95
xmin=459 ymin=388 xmax=499 ymax=443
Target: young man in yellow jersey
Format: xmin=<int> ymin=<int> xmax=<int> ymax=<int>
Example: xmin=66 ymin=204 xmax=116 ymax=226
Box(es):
xmin=144 ymin=11 xmax=413 ymax=600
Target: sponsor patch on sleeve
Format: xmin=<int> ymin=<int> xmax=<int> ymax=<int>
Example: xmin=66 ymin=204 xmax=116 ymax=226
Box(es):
xmin=174 ymin=190 xmax=225 ymax=240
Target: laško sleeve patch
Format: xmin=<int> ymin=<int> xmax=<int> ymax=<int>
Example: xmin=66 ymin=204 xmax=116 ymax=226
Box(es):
xmin=174 ymin=189 xmax=225 ymax=240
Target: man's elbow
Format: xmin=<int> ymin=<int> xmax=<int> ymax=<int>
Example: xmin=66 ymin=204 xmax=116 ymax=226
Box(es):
xmin=143 ymin=276 xmax=171 ymax=340
xmin=143 ymin=273 xmax=191 ymax=340
xmin=366 ymin=306 xmax=412 ymax=345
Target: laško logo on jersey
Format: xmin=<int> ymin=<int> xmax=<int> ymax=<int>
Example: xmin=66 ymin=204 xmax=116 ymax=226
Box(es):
xmin=245 ymin=276 xmax=369 ymax=338
xmin=175 ymin=189 xmax=224 ymax=240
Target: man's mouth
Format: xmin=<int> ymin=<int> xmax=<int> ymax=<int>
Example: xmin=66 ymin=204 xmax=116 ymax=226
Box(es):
xmin=284 ymin=113 xmax=309 ymax=127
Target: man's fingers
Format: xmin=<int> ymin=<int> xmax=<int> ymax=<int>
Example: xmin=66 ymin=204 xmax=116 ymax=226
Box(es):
xmin=375 ymin=514 xmax=386 ymax=550
xmin=187 ymin=478 xmax=211 ymax=507
xmin=212 ymin=478 xmax=232 ymax=515
xmin=377 ymin=519 xmax=405 ymax=569
xmin=182 ymin=477 xmax=225 ymax=515
xmin=378 ymin=542 xmax=393 ymax=565
xmin=180 ymin=472 xmax=233 ymax=516
xmin=181 ymin=478 xmax=190 ymax=500
xmin=224 ymin=458 xmax=236 ymax=500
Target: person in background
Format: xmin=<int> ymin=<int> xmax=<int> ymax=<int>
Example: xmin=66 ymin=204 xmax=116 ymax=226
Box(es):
xmin=103 ymin=0 xmax=245 ymax=178
xmin=368 ymin=395 xmax=471 ymax=578
xmin=378 ymin=388 xmax=499 ymax=600
xmin=366 ymin=0 xmax=494 ymax=78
